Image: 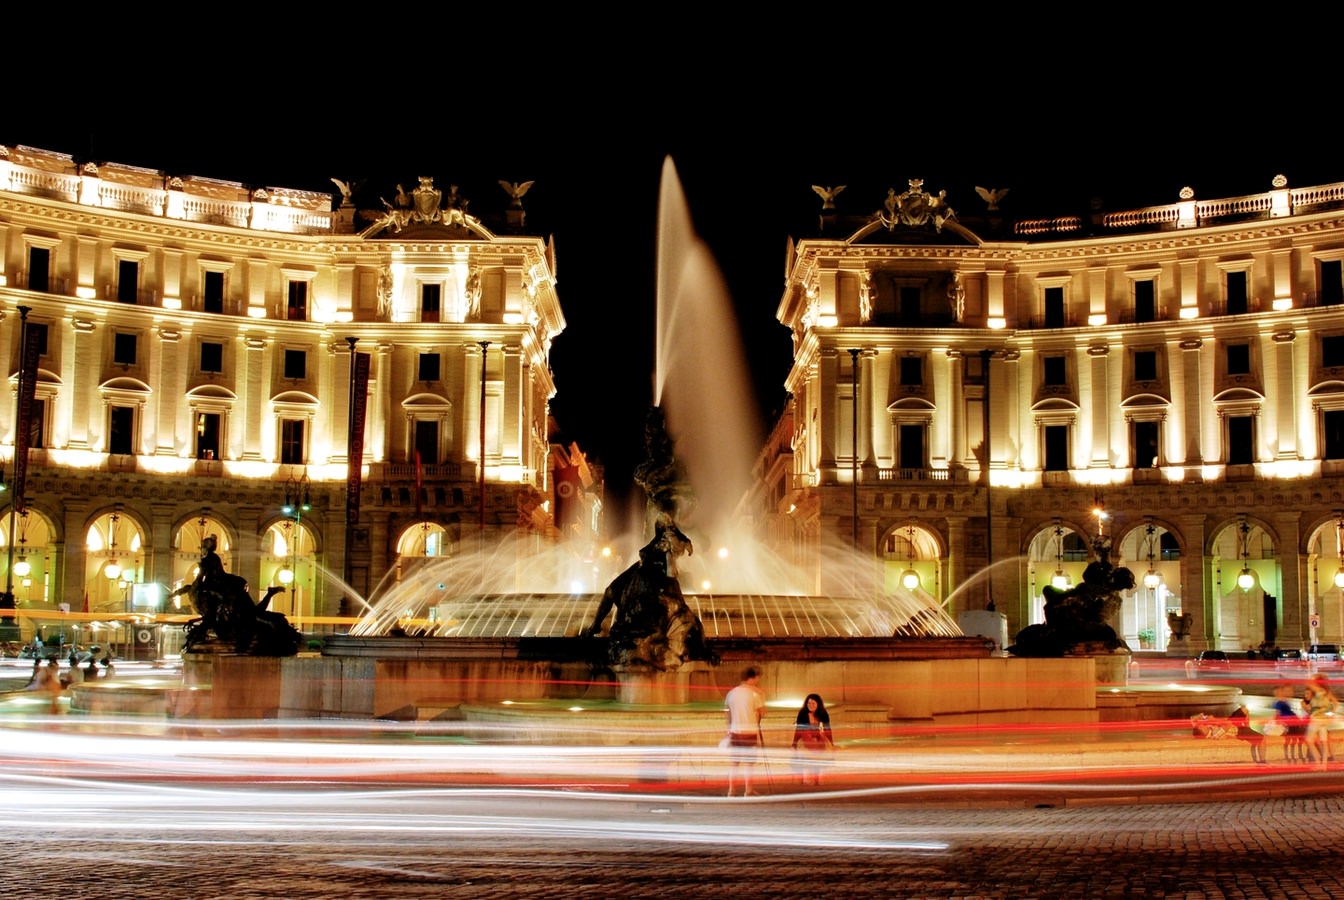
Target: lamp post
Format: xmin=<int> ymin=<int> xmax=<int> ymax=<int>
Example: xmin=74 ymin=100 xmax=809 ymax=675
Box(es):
xmin=344 ymin=336 xmax=358 ymax=616
xmin=981 ymin=348 xmax=995 ymax=609
xmin=848 ymin=348 xmax=859 ymax=550
xmin=279 ymin=476 xmax=310 ymax=616
xmin=478 ymin=341 xmax=490 ymax=559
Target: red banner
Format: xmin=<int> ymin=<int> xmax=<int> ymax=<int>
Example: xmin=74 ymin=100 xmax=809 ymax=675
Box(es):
xmin=346 ymin=352 xmax=370 ymax=525
xmin=13 ymin=327 xmax=40 ymax=513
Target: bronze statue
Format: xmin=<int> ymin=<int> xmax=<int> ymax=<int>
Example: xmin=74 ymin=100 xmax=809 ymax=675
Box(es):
xmin=174 ymin=535 xmax=302 ymax=656
xmin=582 ymin=407 xmax=715 ymax=671
xmin=1007 ymin=558 xmax=1136 ymax=657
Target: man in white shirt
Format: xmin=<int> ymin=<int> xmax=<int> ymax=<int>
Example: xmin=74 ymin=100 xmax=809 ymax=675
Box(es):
xmin=724 ymin=666 xmax=766 ymax=796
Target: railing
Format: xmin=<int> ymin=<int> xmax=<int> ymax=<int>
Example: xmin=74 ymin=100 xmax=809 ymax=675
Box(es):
xmin=1103 ymin=205 xmax=1181 ymax=229
xmin=1022 ymin=314 xmax=1081 ymax=330
xmin=874 ymin=467 xmax=960 ymax=483
xmin=1195 ymin=193 xmax=1273 ymax=219
xmin=386 ymin=462 xmax=463 ymax=480
xmin=98 ymin=183 xmax=166 ymax=216
xmin=1 ymin=159 xmax=335 ymax=235
xmin=1014 ymin=216 xmax=1081 ymax=235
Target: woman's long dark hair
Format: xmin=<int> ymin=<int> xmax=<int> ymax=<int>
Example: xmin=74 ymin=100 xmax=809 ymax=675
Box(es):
xmin=795 ymin=693 xmax=830 ymax=726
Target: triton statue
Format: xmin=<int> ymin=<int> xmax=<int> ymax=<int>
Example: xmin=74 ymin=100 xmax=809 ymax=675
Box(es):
xmin=581 ymin=407 xmax=716 ymax=671
xmin=174 ymin=535 xmax=303 ymax=656
xmin=1007 ymin=532 xmax=1136 ymax=658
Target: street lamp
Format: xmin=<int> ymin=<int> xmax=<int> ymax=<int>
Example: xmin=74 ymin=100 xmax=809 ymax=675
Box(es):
xmin=1236 ymin=516 xmax=1255 ymax=591
xmin=1142 ymin=520 xmax=1162 ymax=590
xmin=1050 ymin=519 xmax=1070 ymax=590
xmin=900 ymin=523 xmax=920 ymax=591
xmin=1333 ymin=511 xmax=1344 ymax=589
xmin=103 ymin=509 xmax=123 ymax=581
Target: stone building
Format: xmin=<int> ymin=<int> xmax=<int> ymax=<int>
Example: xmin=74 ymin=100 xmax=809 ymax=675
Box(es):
xmin=0 ymin=143 xmax=570 ymax=641
xmin=765 ymin=175 xmax=1344 ymax=655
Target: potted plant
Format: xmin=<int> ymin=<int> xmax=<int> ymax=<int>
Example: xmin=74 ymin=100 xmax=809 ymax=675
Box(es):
xmin=1137 ymin=628 xmax=1155 ymax=649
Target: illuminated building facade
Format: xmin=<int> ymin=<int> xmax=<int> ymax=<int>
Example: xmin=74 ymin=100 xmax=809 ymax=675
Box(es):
xmin=769 ymin=175 xmax=1344 ymax=654
xmin=0 ymin=143 xmax=567 ymax=631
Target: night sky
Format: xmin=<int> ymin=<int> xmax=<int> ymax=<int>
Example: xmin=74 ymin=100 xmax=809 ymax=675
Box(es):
xmin=5 ymin=72 xmax=1340 ymax=523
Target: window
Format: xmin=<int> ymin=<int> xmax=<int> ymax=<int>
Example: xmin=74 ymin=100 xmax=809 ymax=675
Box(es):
xmin=195 ymin=412 xmax=220 ymax=460
xmin=200 ymin=342 xmax=224 ymax=373
xmin=203 ymin=270 xmax=225 ymax=314
xmin=418 ymin=353 xmax=441 ymax=382
xmin=1227 ymin=343 xmax=1251 ymax=376
xmin=280 ymin=419 xmax=306 ymax=465
xmin=1134 ymin=279 xmax=1155 ymax=322
xmin=898 ymin=423 xmax=926 ymax=470
xmin=1134 ymin=350 xmax=1158 ymax=382
xmin=1227 ymin=415 xmax=1254 ymax=465
xmin=1133 ymin=420 xmax=1159 ymax=467
xmin=1044 ymin=286 xmax=1065 ymax=327
xmin=113 ymin=333 xmax=137 ymax=366
xmin=1226 ymin=271 xmax=1248 ymax=315
xmin=894 ymin=286 xmax=920 ymax=325
xmin=899 ymin=356 xmax=922 ymax=386
xmin=1324 ymin=410 xmax=1344 ymax=461
xmin=421 ymin=284 xmax=442 ymax=323
xmin=415 ymin=420 xmax=439 ymax=466
xmin=1325 ymin=336 xmax=1344 ymax=369
xmin=27 ymin=246 xmax=49 ymax=293
xmin=1043 ymin=356 xmax=1067 ymax=386
xmin=283 ymin=349 xmax=306 ymax=380
xmin=25 ymin=322 xmax=48 ymax=357
xmin=1043 ymin=424 xmax=1069 ymax=471
xmin=117 ymin=259 xmax=138 ymax=304
xmin=108 ymin=406 xmax=135 ymax=455
xmin=287 ymin=281 xmax=308 ymax=321
xmin=1322 ymin=260 xmax=1344 ymax=307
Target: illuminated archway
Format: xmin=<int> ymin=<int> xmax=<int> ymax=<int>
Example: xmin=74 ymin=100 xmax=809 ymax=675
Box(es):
xmin=263 ymin=517 xmax=317 ymax=619
xmin=84 ymin=509 xmax=144 ymax=614
xmin=394 ymin=520 xmax=453 ymax=584
xmin=0 ymin=508 xmax=55 ymax=606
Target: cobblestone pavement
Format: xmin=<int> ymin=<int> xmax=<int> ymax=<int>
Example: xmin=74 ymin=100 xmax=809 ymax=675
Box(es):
xmin=6 ymin=786 xmax=1344 ymax=899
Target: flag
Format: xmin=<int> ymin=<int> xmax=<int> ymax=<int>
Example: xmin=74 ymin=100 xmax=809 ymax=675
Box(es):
xmin=346 ymin=351 xmax=370 ymax=525
xmin=12 ymin=326 xmax=40 ymax=513
xmin=415 ymin=449 xmax=423 ymax=517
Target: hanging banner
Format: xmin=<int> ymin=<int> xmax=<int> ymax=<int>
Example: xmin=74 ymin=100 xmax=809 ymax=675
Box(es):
xmin=13 ymin=328 xmax=40 ymax=513
xmin=346 ymin=352 xmax=370 ymax=525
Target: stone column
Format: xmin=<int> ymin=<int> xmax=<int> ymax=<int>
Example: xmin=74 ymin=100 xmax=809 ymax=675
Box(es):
xmin=1273 ymin=511 xmax=1305 ymax=646
xmin=1177 ymin=338 xmax=1205 ymax=467
xmin=1272 ymin=331 xmax=1299 ymax=460
xmin=241 ymin=336 xmax=266 ymax=460
xmin=1178 ymin=512 xmax=1210 ymax=653
xmin=817 ymin=347 xmax=839 ymax=483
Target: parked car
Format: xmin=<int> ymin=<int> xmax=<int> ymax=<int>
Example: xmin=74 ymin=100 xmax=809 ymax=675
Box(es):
xmin=1275 ymin=648 xmax=1306 ymax=668
xmin=1307 ymin=644 xmax=1341 ymax=663
xmin=1192 ymin=650 xmax=1231 ymax=671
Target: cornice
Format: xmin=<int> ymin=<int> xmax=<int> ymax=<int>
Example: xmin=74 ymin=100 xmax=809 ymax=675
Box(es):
xmin=0 ymin=196 xmax=550 ymax=265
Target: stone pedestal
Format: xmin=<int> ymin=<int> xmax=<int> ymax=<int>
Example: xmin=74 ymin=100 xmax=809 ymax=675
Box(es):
xmin=614 ymin=661 xmax=714 ymax=705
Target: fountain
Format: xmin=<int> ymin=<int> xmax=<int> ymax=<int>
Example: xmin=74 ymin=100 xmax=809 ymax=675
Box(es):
xmin=74 ymin=159 xmax=1238 ymax=734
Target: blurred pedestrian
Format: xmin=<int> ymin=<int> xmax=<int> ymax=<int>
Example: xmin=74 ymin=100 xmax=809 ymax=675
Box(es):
xmin=100 ymin=656 xmax=115 ymax=679
xmin=1304 ymin=673 xmax=1339 ymax=766
xmin=1228 ymin=704 xmax=1266 ymax=764
xmin=791 ymin=693 xmax=837 ymax=785
xmin=724 ymin=666 xmax=766 ymax=797
xmin=1270 ymin=682 xmax=1309 ymax=763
